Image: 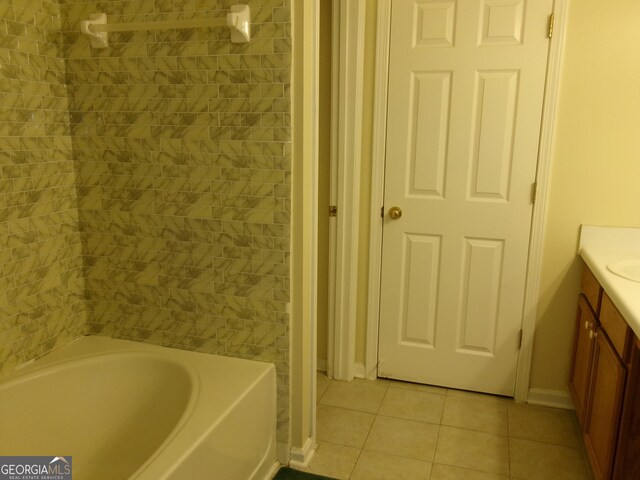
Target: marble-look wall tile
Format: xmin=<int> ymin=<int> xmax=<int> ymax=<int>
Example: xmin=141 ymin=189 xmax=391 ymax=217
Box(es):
xmin=0 ymin=0 xmax=87 ymax=373
xmin=62 ymin=0 xmax=291 ymax=442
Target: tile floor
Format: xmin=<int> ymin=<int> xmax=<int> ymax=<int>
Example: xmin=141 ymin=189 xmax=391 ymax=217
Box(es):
xmin=297 ymin=374 xmax=593 ymax=480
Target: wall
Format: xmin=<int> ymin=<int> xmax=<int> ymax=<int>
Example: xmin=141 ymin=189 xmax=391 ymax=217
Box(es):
xmin=61 ymin=0 xmax=291 ymax=442
xmin=530 ymin=0 xmax=640 ymax=391
xmin=316 ymin=0 xmax=377 ymax=371
xmin=316 ymin=0 xmax=330 ymax=368
xmin=0 ymin=0 xmax=86 ymax=374
xmin=355 ymin=0 xmax=377 ymax=369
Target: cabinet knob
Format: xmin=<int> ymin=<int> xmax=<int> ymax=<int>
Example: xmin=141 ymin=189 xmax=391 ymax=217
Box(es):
xmin=584 ymin=320 xmax=589 ymax=330
xmin=589 ymin=330 xmax=598 ymax=340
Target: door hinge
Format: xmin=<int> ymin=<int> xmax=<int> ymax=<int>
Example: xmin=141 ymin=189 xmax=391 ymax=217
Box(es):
xmin=531 ymin=182 xmax=537 ymax=204
xmin=547 ymin=13 xmax=554 ymax=39
xmin=517 ymin=329 xmax=523 ymax=350
xmin=380 ymin=206 xmax=384 ymax=219
xmin=329 ymin=205 xmax=337 ymax=217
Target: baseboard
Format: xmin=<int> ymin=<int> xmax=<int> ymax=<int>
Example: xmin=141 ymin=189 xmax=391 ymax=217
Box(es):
xmin=261 ymin=461 xmax=281 ymax=480
xmin=317 ymin=358 xmax=327 ymax=373
xmin=288 ymin=437 xmax=316 ymax=468
xmin=527 ymin=388 xmax=574 ymax=410
xmin=317 ymin=361 xmax=370 ymax=379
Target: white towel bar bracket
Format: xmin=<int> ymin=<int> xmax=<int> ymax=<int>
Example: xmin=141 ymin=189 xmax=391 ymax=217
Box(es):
xmin=80 ymin=4 xmax=251 ymax=49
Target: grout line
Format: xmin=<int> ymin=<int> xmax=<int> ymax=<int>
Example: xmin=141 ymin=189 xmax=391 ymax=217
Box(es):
xmin=431 ymin=419 xmax=442 ymax=480
xmin=347 ymin=443 xmax=363 ymax=479
xmin=346 ymin=389 xmax=385 ymax=480
xmin=316 ymin=378 xmax=592 ymax=480
xmin=316 ymin=376 xmax=332 ymax=404
xmin=430 ymin=391 xmax=445 ymax=478
xmin=374 ymin=383 xmax=389 ymax=415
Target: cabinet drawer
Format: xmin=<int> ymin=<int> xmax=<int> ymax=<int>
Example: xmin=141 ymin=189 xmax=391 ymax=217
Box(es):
xmin=601 ymin=293 xmax=631 ymax=362
xmin=582 ymin=267 xmax=602 ymax=314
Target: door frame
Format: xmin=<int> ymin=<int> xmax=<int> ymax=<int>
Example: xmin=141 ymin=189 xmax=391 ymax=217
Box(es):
xmin=327 ymin=0 xmax=367 ymax=381
xmin=362 ymin=0 xmax=569 ymax=400
xmin=289 ymin=0 xmax=321 ymax=467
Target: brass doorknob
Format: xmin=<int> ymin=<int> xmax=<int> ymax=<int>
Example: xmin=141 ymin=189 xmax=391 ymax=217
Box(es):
xmin=388 ymin=206 xmax=403 ymax=220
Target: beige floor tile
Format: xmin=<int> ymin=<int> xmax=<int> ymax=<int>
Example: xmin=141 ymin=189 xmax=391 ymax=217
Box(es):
xmin=351 ymin=450 xmax=432 ymax=480
xmin=319 ymin=378 xmax=388 ymax=413
xmin=431 ymin=463 xmax=509 ymax=480
xmin=364 ymin=415 xmax=440 ymax=462
xmin=378 ymin=386 xmax=446 ymax=424
xmin=301 ymin=441 xmax=360 ymax=480
xmin=386 ymin=379 xmax=448 ymax=395
xmin=316 ymin=404 xmax=375 ymax=449
xmin=508 ymin=402 xmax=580 ymax=447
xmin=316 ymin=372 xmax=332 ymax=402
xmin=362 ymin=377 xmax=397 ymax=387
xmin=510 ymin=437 xmax=589 ymax=480
xmin=434 ymin=426 xmax=510 ymax=476
xmin=441 ymin=392 xmax=508 ymax=435
xmin=446 ymin=389 xmax=507 ymax=400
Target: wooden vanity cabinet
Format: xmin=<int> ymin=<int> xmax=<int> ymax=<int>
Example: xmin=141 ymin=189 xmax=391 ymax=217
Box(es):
xmin=569 ymin=295 xmax=598 ymax=426
xmin=569 ymin=266 xmax=636 ymax=479
xmin=584 ymin=327 xmax=626 ymax=479
xmin=613 ymin=338 xmax=640 ymax=479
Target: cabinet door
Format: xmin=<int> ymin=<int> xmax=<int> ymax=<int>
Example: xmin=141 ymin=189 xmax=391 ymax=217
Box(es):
xmin=613 ymin=338 xmax=640 ymax=479
xmin=570 ymin=295 xmax=597 ymax=426
xmin=584 ymin=329 xmax=626 ymax=480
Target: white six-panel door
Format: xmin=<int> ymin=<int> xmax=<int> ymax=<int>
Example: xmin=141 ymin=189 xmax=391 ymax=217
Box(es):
xmin=378 ymin=0 xmax=553 ymax=395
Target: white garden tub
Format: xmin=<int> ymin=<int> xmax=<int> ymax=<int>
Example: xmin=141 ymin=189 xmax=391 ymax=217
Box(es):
xmin=0 ymin=336 xmax=278 ymax=480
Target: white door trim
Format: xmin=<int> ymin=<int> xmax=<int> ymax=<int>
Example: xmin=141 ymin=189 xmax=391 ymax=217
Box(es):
xmin=364 ymin=0 xmax=392 ymax=380
xmin=290 ymin=0 xmax=320 ymax=466
xmin=515 ymin=0 xmax=570 ymax=402
xmin=328 ymin=0 xmax=367 ymax=381
xmin=307 ymin=0 xmax=320 ymax=455
xmin=365 ymin=0 xmax=568 ymax=398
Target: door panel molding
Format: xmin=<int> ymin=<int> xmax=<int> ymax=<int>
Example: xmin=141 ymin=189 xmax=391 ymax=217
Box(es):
xmin=365 ymin=0 xmax=568 ymax=399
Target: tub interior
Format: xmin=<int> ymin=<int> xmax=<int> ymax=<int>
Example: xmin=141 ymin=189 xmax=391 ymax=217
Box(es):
xmin=0 ymin=353 xmax=194 ymax=480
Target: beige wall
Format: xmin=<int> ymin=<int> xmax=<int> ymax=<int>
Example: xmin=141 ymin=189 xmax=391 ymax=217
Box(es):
xmin=321 ymin=0 xmax=640 ymax=394
xmin=316 ymin=0 xmax=331 ymax=365
xmin=355 ymin=0 xmax=379 ymax=367
xmin=530 ymin=0 xmax=640 ymax=391
xmin=316 ymin=0 xmax=378 ymax=369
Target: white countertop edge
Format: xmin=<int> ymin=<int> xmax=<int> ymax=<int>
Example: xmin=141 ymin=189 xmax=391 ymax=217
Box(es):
xmin=580 ymin=246 xmax=640 ymax=340
xmin=578 ymin=224 xmax=640 ymax=339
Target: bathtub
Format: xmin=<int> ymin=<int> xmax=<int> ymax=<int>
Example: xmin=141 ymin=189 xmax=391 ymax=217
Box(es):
xmin=0 ymin=336 xmax=278 ymax=480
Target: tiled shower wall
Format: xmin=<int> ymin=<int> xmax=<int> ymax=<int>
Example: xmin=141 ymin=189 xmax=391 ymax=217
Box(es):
xmin=0 ymin=0 xmax=86 ymax=373
xmin=62 ymin=0 xmax=291 ymax=440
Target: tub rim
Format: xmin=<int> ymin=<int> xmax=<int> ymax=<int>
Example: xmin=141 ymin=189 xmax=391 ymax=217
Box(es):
xmin=0 ymin=347 xmax=202 ymax=478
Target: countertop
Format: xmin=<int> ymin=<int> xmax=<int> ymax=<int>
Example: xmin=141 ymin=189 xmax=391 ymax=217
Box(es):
xmin=579 ymin=226 xmax=640 ymax=339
